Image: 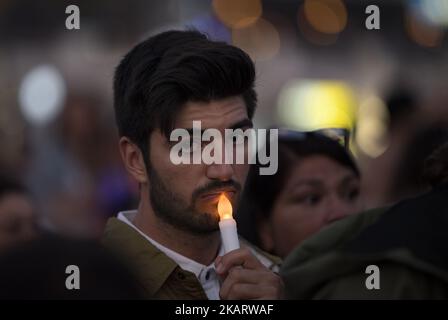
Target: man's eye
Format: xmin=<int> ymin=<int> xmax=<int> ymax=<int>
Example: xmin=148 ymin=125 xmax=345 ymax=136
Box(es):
xmin=189 ymin=141 xmax=202 ymax=152
xmin=230 ymin=132 xmax=247 ymax=146
xmin=177 ymin=139 xmax=200 ymax=153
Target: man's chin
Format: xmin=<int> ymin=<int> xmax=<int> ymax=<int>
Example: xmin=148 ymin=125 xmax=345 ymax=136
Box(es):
xmin=184 ymin=213 xmax=220 ymax=234
xmin=183 ymin=224 xmax=220 ymax=235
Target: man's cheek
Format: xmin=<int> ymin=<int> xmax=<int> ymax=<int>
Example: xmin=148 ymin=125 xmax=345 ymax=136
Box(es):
xmin=236 ymin=164 xmax=250 ymax=184
xmin=169 ymin=171 xmax=196 ymax=201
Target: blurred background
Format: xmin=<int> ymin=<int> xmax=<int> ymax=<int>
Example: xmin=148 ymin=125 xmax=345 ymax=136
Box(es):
xmin=0 ymin=0 xmax=447 ymax=239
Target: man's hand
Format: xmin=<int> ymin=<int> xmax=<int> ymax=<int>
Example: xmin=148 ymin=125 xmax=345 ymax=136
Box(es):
xmin=215 ymin=247 xmax=284 ymax=300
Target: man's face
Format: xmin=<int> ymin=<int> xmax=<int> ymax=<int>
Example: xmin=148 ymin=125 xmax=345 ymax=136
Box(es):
xmin=147 ymin=96 xmax=252 ymax=234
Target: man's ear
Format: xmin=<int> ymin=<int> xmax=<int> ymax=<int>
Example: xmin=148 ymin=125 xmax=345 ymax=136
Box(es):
xmin=118 ymin=137 xmax=148 ymax=184
xmin=257 ymin=214 xmax=275 ymax=254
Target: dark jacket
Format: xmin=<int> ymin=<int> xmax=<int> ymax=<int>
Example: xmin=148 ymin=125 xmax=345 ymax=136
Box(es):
xmin=281 ymin=186 xmax=448 ymax=299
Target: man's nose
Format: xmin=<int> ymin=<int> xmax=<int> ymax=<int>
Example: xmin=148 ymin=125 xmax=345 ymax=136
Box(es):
xmin=204 ymin=138 xmax=236 ymax=181
xmin=206 ymin=163 xmax=234 ymax=181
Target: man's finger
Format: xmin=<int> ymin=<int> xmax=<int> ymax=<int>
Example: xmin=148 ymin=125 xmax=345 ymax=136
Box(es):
xmin=220 ymin=268 xmax=281 ymax=299
xmin=216 ymin=247 xmax=263 ymax=275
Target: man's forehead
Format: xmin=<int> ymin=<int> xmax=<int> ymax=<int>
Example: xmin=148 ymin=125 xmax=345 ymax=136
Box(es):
xmin=174 ymin=96 xmax=249 ymax=129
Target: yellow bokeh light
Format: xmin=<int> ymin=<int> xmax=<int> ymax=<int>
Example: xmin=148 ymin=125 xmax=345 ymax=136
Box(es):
xmin=355 ymin=96 xmax=389 ymax=158
xmin=212 ymin=0 xmax=262 ymax=29
xmin=277 ymin=79 xmax=356 ymax=132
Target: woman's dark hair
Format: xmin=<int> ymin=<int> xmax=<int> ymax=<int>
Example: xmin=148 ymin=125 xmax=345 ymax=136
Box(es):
xmin=113 ymin=30 xmax=257 ymax=163
xmin=237 ymin=131 xmax=360 ymax=246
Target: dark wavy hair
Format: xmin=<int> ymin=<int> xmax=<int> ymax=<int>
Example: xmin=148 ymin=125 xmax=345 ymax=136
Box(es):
xmin=113 ymin=30 xmax=257 ymax=163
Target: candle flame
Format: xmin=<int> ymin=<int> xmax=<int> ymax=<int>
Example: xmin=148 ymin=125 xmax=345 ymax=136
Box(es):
xmin=217 ymin=194 xmax=233 ymax=220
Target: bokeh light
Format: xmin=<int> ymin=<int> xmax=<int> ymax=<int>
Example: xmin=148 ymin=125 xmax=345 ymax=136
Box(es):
xmin=277 ymin=79 xmax=356 ymax=132
xmin=414 ymin=0 xmax=448 ymax=27
xmin=212 ymin=0 xmax=262 ymax=29
xmin=355 ymin=95 xmax=389 ymax=158
xmin=18 ymin=65 xmax=66 ymax=126
xmin=232 ymin=18 xmax=280 ymax=61
xmin=303 ymin=0 xmax=347 ymax=34
xmin=405 ymin=9 xmax=444 ymax=47
xmin=297 ymin=2 xmax=339 ymax=46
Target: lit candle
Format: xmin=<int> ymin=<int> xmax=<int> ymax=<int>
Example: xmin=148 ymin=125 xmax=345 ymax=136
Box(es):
xmin=217 ymin=193 xmax=240 ymax=254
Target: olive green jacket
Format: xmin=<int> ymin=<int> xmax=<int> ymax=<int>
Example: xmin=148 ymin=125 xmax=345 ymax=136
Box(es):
xmin=102 ymin=217 xmax=281 ymax=300
xmin=281 ymin=186 xmax=448 ymax=299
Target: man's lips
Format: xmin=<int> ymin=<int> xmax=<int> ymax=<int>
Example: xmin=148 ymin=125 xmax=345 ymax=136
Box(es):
xmin=200 ymin=189 xmax=236 ymax=201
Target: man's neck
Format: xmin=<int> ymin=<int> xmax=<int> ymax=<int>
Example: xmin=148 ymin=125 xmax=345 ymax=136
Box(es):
xmin=133 ymin=201 xmax=221 ymax=266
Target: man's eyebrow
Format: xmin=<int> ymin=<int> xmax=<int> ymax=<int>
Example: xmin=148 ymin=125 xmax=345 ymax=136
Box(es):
xmin=229 ymin=119 xmax=253 ymax=130
xmin=185 ymin=128 xmax=202 ymax=135
xmin=184 ymin=119 xmax=253 ymax=135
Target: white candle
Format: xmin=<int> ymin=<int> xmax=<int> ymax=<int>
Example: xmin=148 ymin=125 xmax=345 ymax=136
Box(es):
xmin=217 ymin=194 xmax=240 ymax=254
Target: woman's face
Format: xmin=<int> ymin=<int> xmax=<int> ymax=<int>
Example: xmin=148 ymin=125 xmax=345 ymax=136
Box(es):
xmin=259 ymin=155 xmax=363 ymax=258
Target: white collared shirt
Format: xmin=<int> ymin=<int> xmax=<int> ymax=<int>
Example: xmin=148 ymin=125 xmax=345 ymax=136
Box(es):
xmin=117 ymin=210 xmax=223 ymax=300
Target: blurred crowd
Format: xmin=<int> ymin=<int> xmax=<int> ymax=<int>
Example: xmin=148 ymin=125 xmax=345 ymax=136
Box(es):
xmin=3 ymin=86 xmax=447 ymax=253
xmin=0 ymin=0 xmax=447 ymax=299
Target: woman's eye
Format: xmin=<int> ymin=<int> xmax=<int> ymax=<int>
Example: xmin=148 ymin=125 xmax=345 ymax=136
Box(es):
xmin=344 ymin=188 xmax=360 ymax=201
xmin=305 ymin=195 xmax=321 ymax=205
xmin=294 ymin=194 xmax=321 ymax=206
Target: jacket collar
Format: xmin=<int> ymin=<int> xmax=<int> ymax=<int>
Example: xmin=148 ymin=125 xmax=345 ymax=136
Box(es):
xmin=102 ymin=217 xmax=178 ymax=297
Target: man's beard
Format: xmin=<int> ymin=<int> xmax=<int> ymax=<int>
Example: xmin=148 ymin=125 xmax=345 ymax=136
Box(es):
xmin=148 ymin=168 xmax=242 ymax=234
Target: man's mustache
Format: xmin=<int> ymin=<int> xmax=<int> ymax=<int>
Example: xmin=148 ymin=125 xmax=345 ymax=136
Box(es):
xmin=192 ymin=180 xmax=242 ymax=201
